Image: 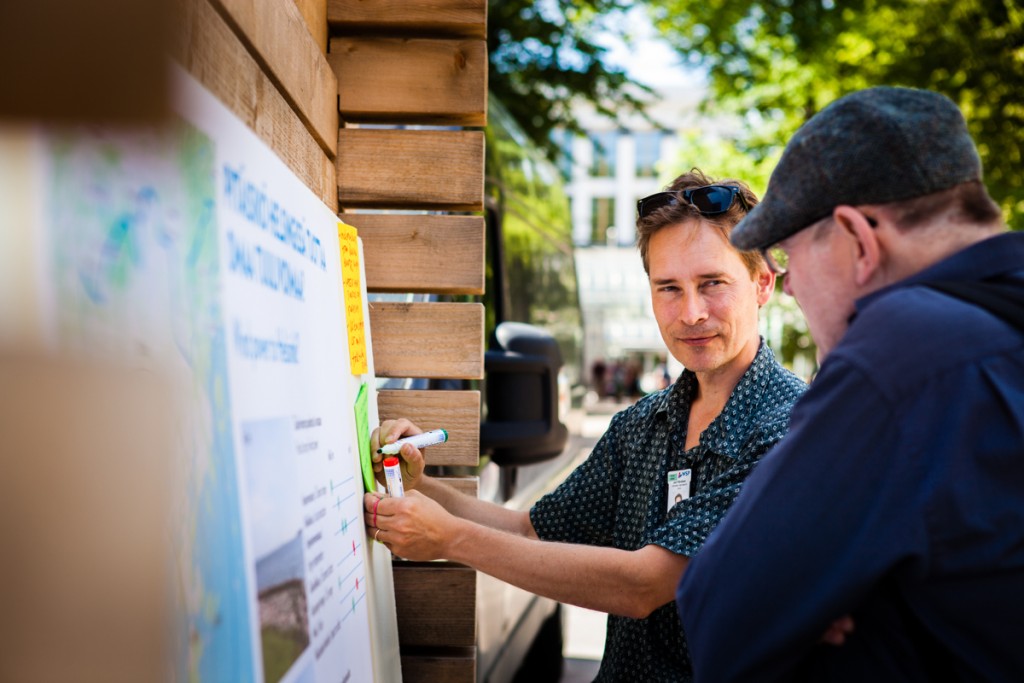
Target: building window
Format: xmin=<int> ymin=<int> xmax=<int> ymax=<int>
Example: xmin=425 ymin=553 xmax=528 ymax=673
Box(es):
xmin=591 ymin=197 xmax=615 ymax=245
xmin=590 ymin=131 xmax=618 ymax=177
xmin=635 ymin=131 xmax=662 ymax=178
xmin=552 ymin=128 xmax=574 ymax=181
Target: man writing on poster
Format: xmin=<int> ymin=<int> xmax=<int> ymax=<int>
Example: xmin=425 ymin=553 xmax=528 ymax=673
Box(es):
xmin=365 ymin=169 xmax=807 ymax=680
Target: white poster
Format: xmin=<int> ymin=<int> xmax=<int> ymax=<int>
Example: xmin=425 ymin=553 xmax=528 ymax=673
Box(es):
xmin=30 ymin=66 xmax=391 ymax=682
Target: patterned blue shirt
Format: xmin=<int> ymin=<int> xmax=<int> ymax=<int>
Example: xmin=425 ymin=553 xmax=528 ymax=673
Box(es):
xmin=530 ymin=340 xmax=806 ymax=681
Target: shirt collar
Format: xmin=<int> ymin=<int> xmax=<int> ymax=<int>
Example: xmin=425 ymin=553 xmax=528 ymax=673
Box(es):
xmin=656 ymin=339 xmax=778 ymax=458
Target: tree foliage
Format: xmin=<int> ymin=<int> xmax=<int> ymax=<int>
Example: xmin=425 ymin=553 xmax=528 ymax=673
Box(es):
xmin=488 ymin=0 xmax=652 ymax=159
xmin=647 ymin=0 xmax=1024 ymax=228
xmin=665 ymin=129 xmax=780 ymax=198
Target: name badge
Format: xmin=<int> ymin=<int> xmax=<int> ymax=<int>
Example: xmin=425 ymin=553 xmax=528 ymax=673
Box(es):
xmin=667 ymin=468 xmax=691 ymax=512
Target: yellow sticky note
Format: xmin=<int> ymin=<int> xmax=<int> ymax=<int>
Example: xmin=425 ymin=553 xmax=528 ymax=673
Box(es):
xmin=338 ymin=222 xmax=368 ymax=375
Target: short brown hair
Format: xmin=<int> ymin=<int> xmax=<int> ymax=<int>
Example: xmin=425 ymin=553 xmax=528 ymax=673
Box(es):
xmin=882 ymin=180 xmax=1003 ymax=231
xmin=636 ymin=168 xmax=764 ymax=276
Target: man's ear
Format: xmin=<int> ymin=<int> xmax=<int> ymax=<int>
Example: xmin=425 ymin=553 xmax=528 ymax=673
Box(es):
xmin=755 ymin=267 xmax=776 ymax=307
xmin=833 ymin=205 xmax=881 ymax=287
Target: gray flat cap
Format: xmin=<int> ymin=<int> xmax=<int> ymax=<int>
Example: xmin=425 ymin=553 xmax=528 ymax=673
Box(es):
xmin=731 ymin=86 xmax=982 ymax=251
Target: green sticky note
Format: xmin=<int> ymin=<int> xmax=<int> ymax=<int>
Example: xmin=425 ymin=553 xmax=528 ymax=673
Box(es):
xmin=354 ymin=382 xmax=375 ymax=492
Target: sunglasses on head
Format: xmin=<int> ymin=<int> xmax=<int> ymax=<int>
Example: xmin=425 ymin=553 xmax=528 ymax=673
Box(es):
xmin=636 ymin=185 xmax=749 ymax=219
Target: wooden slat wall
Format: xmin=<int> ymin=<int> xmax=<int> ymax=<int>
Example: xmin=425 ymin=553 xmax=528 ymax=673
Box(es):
xmin=293 ymin=0 xmax=328 ymax=53
xmin=172 ymin=0 xmax=338 ymax=209
xmin=400 ymin=651 xmax=476 ymax=683
xmin=337 ymin=129 xmax=484 ymax=211
xmin=329 ymin=37 xmax=487 ymax=126
xmin=175 ymin=0 xmax=487 ymax=678
xmin=327 ymin=0 xmax=487 ymax=38
xmin=332 ymin=2 xmax=487 ymax=679
xmin=21 ymin=0 xmax=487 ymax=680
xmin=369 ymin=302 xmax=483 ymax=380
xmin=343 ymin=214 xmax=484 ymax=295
xmin=377 ymin=389 xmax=480 ymax=466
xmin=209 ymin=0 xmax=339 ymax=155
xmin=393 ymin=563 xmax=476 ymax=646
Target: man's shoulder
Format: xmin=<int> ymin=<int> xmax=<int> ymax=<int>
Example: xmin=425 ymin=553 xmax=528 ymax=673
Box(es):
xmin=745 ymin=356 xmax=806 ymax=436
xmin=852 ymin=238 xmax=1024 ymax=356
xmin=711 ymin=351 xmax=807 ymax=456
xmin=841 ymin=279 xmax=1024 ymax=385
xmin=751 ymin=351 xmax=808 ymax=418
xmin=763 ymin=357 xmax=808 ymax=394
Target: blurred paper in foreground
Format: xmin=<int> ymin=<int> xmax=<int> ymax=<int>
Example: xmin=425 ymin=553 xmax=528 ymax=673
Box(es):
xmin=0 ymin=355 xmax=172 ymax=682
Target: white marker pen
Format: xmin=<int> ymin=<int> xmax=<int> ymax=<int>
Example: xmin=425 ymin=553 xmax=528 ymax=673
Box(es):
xmin=383 ymin=457 xmax=405 ymax=498
xmin=377 ymin=428 xmax=449 ymax=455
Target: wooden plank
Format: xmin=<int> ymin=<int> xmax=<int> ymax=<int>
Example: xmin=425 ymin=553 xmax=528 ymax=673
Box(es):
xmin=441 ymin=477 xmax=479 ymax=498
xmin=369 ymin=303 xmax=483 ymax=380
xmin=342 ymin=214 xmax=484 ymax=295
xmin=401 ymin=651 xmax=475 ymax=683
xmin=0 ymin=0 xmax=170 ymax=122
xmin=293 ymin=0 xmax=327 ymax=53
xmin=337 ymin=129 xmax=484 ymax=211
xmin=393 ymin=564 xmax=476 ymax=647
xmin=330 ymin=38 xmax=486 ymax=126
xmin=209 ymin=0 xmax=339 ymax=156
xmin=172 ymin=0 xmax=337 ymax=210
xmin=377 ymin=390 xmax=479 ymax=467
xmin=327 ymin=0 xmax=486 ymax=38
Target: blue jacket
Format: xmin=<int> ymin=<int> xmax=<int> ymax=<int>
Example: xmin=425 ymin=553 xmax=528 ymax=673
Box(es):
xmin=677 ymin=232 xmax=1024 ymax=682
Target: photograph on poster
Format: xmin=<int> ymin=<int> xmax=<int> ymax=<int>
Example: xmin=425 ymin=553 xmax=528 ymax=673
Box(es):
xmin=243 ymin=417 xmax=311 ymax=683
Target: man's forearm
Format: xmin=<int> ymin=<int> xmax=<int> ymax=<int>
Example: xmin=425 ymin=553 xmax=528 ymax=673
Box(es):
xmin=418 ymin=474 xmax=536 ymax=538
xmin=444 ymin=518 xmax=688 ymax=618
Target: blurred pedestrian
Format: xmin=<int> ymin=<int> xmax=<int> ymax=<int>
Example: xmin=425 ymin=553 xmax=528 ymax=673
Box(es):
xmin=591 ymin=359 xmax=607 ymax=398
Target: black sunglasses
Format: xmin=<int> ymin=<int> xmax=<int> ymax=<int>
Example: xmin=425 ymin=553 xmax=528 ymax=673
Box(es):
xmin=636 ymin=185 xmax=749 ymax=219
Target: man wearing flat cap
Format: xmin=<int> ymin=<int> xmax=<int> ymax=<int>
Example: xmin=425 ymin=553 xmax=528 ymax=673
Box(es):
xmin=677 ymin=86 xmax=1024 ymax=681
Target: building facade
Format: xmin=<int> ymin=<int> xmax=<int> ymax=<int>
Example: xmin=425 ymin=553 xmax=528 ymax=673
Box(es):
xmin=560 ymin=86 xmax=702 ymax=395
